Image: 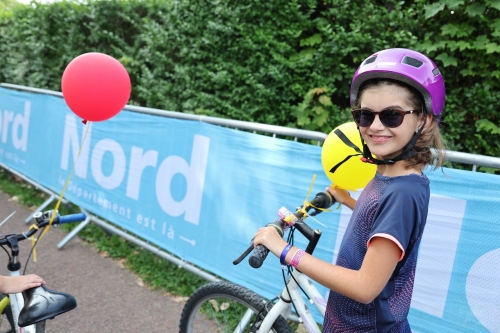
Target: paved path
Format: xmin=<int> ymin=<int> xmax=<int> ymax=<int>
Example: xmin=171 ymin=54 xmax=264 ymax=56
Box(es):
xmin=0 ymin=190 xmax=192 ymax=333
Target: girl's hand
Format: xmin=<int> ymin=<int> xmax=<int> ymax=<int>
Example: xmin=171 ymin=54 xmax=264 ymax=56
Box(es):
xmin=0 ymin=274 xmax=45 ymax=294
xmin=326 ymin=186 xmax=356 ymax=210
xmin=253 ymin=226 xmax=288 ymax=258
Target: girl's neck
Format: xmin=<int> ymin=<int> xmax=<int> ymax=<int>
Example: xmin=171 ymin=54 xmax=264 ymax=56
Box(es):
xmin=376 ymin=161 xmax=422 ymax=177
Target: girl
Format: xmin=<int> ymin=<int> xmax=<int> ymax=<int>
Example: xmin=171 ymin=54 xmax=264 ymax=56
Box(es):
xmin=253 ymin=48 xmax=447 ymax=332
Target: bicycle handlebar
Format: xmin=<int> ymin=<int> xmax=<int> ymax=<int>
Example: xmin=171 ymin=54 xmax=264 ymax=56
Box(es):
xmin=233 ymin=191 xmax=336 ymax=268
xmin=58 ymin=213 xmax=87 ymax=224
xmin=247 ymin=219 xmax=284 ymax=268
xmin=0 ymin=210 xmax=87 ymax=247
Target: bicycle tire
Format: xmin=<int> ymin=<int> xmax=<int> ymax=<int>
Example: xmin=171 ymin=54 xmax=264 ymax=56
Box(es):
xmin=179 ymin=281 xmax=293 ymax=333
xmin=0 ymin=293 xmax=15 ymax=333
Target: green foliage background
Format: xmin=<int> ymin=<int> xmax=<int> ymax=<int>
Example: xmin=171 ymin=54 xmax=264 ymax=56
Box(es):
xmin=0 ymin=0 xmax=499 ymax=160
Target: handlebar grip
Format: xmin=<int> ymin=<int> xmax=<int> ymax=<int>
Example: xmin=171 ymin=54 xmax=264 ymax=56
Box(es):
xmin=248 ymin=244 xmax=269 ymax=268
xmin=58 ymin=213 xmax=87 ymax=224
xmin=248 ymin=220 xmax=284 ymax=268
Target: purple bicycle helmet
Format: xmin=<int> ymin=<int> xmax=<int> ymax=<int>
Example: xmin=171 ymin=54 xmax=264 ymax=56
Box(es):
xmin=340 ymin=48 xmax=446 ymax=165
xmin=350 ymin=48 xmax=445 ymax=119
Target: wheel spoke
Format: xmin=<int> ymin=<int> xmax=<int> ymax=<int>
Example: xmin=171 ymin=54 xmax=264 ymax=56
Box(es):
xmin=233 ymin=308 xmax=254 ymax=333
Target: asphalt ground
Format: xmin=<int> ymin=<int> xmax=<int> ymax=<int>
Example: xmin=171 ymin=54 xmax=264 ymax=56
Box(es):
xmin=0 ymin=190 xmax=191 ymax=333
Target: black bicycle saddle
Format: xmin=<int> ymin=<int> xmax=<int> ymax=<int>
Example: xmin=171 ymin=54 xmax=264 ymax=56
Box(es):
xmin=18 ymin=285 xmax=77 ymax=327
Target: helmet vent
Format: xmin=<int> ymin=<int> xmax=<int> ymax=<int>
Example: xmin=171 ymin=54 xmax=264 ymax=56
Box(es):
xmin=402 ymin=56 xmax=423 ymax=68
xmin=363 ymin=56 xmax=377 ymax=65
xmin=432 ymin=68 xmax=441 ymax=76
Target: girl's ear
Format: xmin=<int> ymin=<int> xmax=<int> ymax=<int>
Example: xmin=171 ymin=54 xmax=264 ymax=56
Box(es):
xmin=417 ymin=113 xmax=432 ymax=133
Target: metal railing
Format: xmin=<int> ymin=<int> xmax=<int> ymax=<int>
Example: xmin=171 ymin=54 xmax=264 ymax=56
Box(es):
xmin=2 ymin=82 xmax=499 ymax=170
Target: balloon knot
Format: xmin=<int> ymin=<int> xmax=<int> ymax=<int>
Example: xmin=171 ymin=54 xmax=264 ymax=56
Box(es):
xmin=82 ymin=120 xmax=88 ymax=124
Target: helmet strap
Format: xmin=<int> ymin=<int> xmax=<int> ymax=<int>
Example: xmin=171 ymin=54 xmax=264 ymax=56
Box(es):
xmin=359 ymin=116 xmax=427 ymax=165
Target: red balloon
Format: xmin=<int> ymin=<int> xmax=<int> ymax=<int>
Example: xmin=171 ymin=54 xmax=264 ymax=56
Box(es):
xmin=61 ymin=52 xmax=131 ymax=122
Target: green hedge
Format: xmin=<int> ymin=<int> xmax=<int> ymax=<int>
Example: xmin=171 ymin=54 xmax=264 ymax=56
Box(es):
xmin=0 ymin=0 xmax=499 ymax=167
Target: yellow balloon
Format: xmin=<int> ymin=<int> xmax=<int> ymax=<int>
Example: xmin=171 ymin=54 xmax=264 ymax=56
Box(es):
xmin=321 ymin=122 xmax=376 ymax=190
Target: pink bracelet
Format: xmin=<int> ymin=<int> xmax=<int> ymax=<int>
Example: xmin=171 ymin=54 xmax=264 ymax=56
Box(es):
xmin=289 ymin=249 xmax=305 ymax=268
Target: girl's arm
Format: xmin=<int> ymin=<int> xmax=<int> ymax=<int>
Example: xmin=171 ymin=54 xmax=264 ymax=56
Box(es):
xmin=253 ymin=227 xmax=400 ymax=304
xmin=0 ymin=274 xmax=45 ymax=294
xmin=289 ymin=237 xmax=400 ymax=303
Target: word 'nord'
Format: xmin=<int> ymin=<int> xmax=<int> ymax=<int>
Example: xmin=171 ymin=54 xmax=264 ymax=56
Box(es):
xmin=59 ymin=114 xmax=209 ymax=225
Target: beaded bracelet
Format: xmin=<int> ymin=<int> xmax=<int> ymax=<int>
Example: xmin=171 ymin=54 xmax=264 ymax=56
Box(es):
xmin=289 ymin=249 xmax=306 ymax=268
xmin=280 ymin=244 xmax=292 ymax=266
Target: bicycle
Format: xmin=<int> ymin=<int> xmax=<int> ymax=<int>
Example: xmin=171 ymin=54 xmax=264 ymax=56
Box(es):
xmin=179 ymin=191 xmax=335 ymax=333
xmin=0 ymin=209 xmax=86 ymax=333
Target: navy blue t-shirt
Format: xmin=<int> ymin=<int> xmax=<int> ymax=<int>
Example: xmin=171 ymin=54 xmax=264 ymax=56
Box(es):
xmin=322 ymin=172 xmax=430 ymax=333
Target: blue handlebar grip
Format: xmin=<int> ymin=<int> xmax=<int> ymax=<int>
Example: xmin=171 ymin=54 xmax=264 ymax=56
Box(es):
xmin=59 ymin=213 xmax=87 ymax=224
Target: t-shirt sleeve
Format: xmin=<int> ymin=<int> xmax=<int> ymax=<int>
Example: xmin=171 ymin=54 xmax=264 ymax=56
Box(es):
xmin=367 ymin=180 xmax=422 ymax=261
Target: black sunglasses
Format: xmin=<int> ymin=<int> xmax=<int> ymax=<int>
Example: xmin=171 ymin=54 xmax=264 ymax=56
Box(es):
xmin=351 ymin=108 xmax=417 ymax=128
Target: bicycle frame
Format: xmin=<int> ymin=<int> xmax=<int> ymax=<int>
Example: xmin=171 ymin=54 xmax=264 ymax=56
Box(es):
xmin=258 ymin=269 xmax=326 ymax=333
xmin=231 ymin=193 xmax=335 ymax=333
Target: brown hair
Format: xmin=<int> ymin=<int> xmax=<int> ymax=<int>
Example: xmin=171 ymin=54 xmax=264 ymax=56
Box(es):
xmin=356 ymin=79 xmax=447 ymax=170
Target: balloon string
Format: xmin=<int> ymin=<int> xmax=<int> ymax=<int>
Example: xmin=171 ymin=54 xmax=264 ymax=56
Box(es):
xmin=304 ymin=174 xmax=316 ymax=206
xmin=30 ymin=121 xmax=91 ymax=261
xmin=299 ymin=174 xmax=333 ymax=220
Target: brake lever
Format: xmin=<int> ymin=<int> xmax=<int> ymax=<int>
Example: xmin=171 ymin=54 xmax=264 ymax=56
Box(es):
xmin=309 ymin=208 xmax=323 ymax=217
xmin=233 ymin=241 xmax=254 ymax=265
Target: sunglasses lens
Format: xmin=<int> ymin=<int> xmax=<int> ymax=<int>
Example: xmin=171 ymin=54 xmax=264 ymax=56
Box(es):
xmin=354 ymin=110 xmax=375 ymax=127
xmin=353 ymin=109 xmax=407 ymax=127
xmin=380 ymin=109 xmax=403 ymax=127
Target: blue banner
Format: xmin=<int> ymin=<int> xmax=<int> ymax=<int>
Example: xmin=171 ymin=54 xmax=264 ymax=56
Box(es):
xmin=0 ymin=87 xmax=499 ymax=332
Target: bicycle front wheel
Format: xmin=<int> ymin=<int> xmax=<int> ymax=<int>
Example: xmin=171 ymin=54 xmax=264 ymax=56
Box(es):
xmin=179 ymin=281 xmax=292 ymax=333
xmin=0 ymin=293 xmax=15 ymax=333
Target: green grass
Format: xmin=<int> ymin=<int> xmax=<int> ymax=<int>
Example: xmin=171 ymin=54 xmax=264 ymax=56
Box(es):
xmin=0 ymin=168 xmax=207 ymax=297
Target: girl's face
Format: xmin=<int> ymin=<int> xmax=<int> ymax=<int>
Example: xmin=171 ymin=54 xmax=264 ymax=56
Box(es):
xmin=358 ymin=84 xmax=423 ymax=160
